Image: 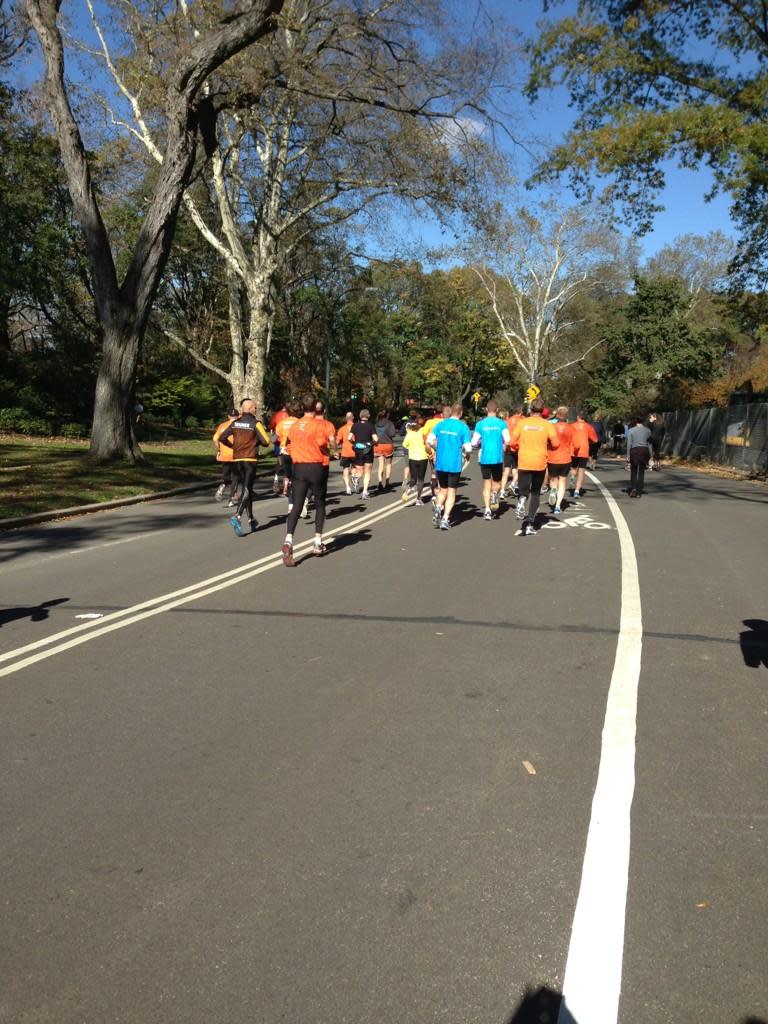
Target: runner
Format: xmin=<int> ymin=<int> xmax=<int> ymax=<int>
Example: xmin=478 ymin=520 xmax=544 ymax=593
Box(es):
xmin=349 ymin=409 xmax=378 ymax=498
xmin=281 ymin=394 xmax=336 ymax=565
xmin=217 ymin=399 xmax=271 ymax=536
xmin=509 ymin=397 xmax=559 ymax=537
xmin=314 ymin=399 xmax=337 ymax=509
xmin=269 ymin=402 xmax=289 ymax=492
xmin=546 ymin=406 xmax=575 ymax=514
xmin=401 ymin=413 xmax=430 ymax=504
xmin=374 ymin=409 xmax=397 ymax=491
xmin=569 ymin=410 xmax=598 ymax=498
xmin=213 ymin=408 xmax=238 ymax=503
xmin=275 ymin=402 xmax=299 ymax=508
xmin=336 ymin=411 xmax=356 ymax=494
xmin=471 ymin=400 xmax=509 ymax=520
xmin=421 ymin=403 xmax=446 ymax=498
xmin=427 ymin=403 xmax=472 ymax=530
xmin=501 ymin=404 xmax=524 ymax=498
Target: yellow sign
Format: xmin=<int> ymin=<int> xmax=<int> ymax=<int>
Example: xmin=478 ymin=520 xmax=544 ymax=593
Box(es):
xmin=472 ymin=391 xmax=482 ymax=404
xmin=526 ymin=384 xmax=541 ymax=402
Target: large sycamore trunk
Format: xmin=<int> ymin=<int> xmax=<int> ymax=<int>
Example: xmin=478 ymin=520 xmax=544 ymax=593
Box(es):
xmin=241 ymin=287 xmax=272 ymax=413
xmin=89 ymin=322 xmax=142 ymax=462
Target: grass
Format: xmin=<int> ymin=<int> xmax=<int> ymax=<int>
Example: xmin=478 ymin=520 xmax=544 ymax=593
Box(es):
xmin=0 ymin=434 xmax=275 ymax=520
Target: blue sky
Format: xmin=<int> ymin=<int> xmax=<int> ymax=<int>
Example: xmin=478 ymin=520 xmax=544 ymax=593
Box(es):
xmin=14 ymin=0 xmax=737 ymax=264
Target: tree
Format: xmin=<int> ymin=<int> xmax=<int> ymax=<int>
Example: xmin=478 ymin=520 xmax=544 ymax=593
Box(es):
xmin=25 ymin=0 xmax=284 ymax=462
xmin=645 ymin=231 xmax=735 ymax=312
xmin=466 ymin=200 xmax=632 ymax=388
xmin=84 ymin=0 xmax=506 ymax=411
xmin=526 ymin=0 xmax=768 ymax=288
xmin=591 ymin=276 xmax=720 ymax=414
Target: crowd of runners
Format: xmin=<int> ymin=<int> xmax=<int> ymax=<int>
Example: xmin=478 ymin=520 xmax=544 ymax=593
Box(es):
xmin=211 ymin=394 xmax=658 ymax=564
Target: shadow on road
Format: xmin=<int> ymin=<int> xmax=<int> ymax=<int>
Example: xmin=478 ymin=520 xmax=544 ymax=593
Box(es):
xmin=500 ymin=987 xmax=766 ymax=1024
xmin=0 ymin=597 xmax=69 ymax=627
xmin=596 ymin=458 xmax=768 ymax=504
xmin=739 ymin=619 xmax=768 ymax=669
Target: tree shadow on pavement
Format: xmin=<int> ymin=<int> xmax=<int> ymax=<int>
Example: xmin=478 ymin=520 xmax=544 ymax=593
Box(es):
xmin=503 ymin=986 xmax=574 ymax=1023
xmin=0 ymin=597 xmax=69 ymax=627
xmin=596 ymin=459 xmax=768 ymax=505
xmin=500 ymin=987 xmax=765 ymax=1024
xmin=739 ymin=620 xmax=768 ymax=668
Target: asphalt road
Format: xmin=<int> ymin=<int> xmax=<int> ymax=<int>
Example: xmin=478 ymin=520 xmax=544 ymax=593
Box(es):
xmin=1 ymin=457 xmax=766 ymax=1024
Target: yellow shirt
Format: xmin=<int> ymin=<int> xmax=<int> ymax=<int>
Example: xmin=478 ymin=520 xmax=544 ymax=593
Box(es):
xmin=403 ymin=428 xmax=428 ymax=460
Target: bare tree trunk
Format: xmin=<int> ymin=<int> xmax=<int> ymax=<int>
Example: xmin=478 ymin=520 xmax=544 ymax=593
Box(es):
xmin=243 ymin=300 xmax=272 ymax=412
xmin=90 ymin=320 xmax=141 ymax=461
xmin=227 ymin=269 xmax=246 ymax=406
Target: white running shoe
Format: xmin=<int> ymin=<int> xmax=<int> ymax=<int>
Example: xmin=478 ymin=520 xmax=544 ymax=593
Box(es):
xmin=548 ymin=486 xmax=557 ymax=507
xmin=515 ymin=497 xmax=526 ymax=519
xmin=439 ymin=518 xmax=451 ymax=530
xmin=483 ymin=508 xmax=493 ymax=521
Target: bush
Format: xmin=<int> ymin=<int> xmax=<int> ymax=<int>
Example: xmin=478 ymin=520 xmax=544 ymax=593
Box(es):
xmin=0 ymin=407 xmax=51 ymax=436
xmin=184 ymin=415 xmax=200 ymax=428
xmin=61 ymin=422 xmax=88 ymax=439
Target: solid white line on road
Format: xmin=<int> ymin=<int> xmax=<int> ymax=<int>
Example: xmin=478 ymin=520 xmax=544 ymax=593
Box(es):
xmin=0 ymin=496 xmax=407 ymax=679
xmin=558 ymin=471 xmax=643 ymax=1024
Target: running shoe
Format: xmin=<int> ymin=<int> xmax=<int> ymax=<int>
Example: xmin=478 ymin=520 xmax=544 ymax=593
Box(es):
xmin=401 ymin=486 xmax=413 ymax=503
xmin=515 ymin=497 xmax=526 ymax=519
xmin=249 ymin=518 xmax=258 ymax=533
xmin=312 ymin=542 xmax=327 ymax=557
xmin=483 ymin=508 xmax=493 ymax=521
xmin=215 ymin=483 xmax=226 ymax=501
xmin=272 ymin=477 xmax=281 ymax=494
xmin=287 ymin=502 xmax=294 ymax=513
xmin=547 ymin=487 xmax=557 ymax=507
xmin=345 ymin=487 xmax=352 ymax=495
xmin=439 ymin=518 xmax=451 ymax=530
xmin=516 ymin=522 xmax=536 ymax=537
xmin=432 ymin=502 xmax=442 ymax=526
xmin=226 ymin=498 xmax=236 ymax=508
xmin=281 ymin=542 xmax=295 ymax=567
xmin=489 ymin=492 xmax=500 ymax=511
xmin=351 ymin=476 xmax=359 ymax=493
xmin=362 ymin=491 xmax=370 ymax=500
xmin=303 ymin=503 xmax=310 ymax=518
xmin=230 ymin=515 xmax=244 ymax=537
xmin=573 ymin=489 xmax=582 ymax=498
xmin=553 ymin=505 xmax=562 ymax=514
xmin=512 ymin=484 xmax=519 ymax=496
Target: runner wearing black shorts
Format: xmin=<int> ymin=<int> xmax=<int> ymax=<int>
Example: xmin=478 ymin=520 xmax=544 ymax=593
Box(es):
xmin=350 ymin=409 xmax=378 ymax=498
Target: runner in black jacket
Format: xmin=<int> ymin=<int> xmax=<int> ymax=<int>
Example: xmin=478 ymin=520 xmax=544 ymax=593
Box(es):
xmin=218 ymin=399 xmax=271 ymax=535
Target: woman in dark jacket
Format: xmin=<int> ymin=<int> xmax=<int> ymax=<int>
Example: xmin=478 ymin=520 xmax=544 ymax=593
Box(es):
xmin=648 ymin=412 xmax=666 ymax=469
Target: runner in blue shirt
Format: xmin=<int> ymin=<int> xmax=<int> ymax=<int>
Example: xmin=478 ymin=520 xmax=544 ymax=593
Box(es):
xmin=471 ymin=399 xmax=510 ymax=520
xmin=427 ymin=403 xmax=472 ymax=530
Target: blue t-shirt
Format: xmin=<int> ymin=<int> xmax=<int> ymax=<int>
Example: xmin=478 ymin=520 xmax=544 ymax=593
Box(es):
xmin=430 ymin=417 xmax=471 ymax=473
xmin=472 ymin=415 xmax=507 ymax=465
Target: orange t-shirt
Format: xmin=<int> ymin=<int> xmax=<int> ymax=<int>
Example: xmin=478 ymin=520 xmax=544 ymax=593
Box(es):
xmin=336 ymin=423 xmax=355 ymax=459
xmin=548 ymin=422 xmax=575 ymax=465
xmin=510 ymin=415 xmax=559 ymax=471
xmin=318 ymin=417 xmax=335 ymax=467
xmin=269 ymin=408 xmax=288 ymax=432
xmin=570 ymin=420 xmax=599 ymax=458
xmin=213 ymin=417 xmax=236 ymax=462
xmin=287 ymin=415 xmax=334 ymax=464
xmin=275 ymin=415 xmax=297 ymax=453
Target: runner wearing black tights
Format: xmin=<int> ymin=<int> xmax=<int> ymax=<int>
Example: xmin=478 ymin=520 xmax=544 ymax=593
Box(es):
xmin=282 ymin=394 xmax=336 ymax=566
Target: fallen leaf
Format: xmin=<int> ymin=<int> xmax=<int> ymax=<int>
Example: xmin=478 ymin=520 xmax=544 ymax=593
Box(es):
xmin=522 ymin=760 xmax=536 ymax=775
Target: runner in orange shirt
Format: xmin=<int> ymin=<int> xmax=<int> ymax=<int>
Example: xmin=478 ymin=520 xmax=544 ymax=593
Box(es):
xmin=546 ymin=406 xmax=575 ymax=515
xmin=269 ymin=403 xmax=289 ymax=491
xmin=336 ymin=411 xmax=356 ymax=494
xmin=282 ymin=394 xmax=336 ymax=564
xmin=501 ymin=404 xmax=524 ymax=498
xmin=509 ymin=397 xmax=559 ymax=536
xmin=569 ymin=410 xmax=599 ymax=498
xmin=213 ymin=408 xmax=238 ymax=503
xmin=275 ymin=402 xmax=298 ymax=506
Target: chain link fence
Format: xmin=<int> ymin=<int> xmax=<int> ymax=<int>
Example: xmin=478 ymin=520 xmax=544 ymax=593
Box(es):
xmin=661 ymin=403 xmax=768 ymax=476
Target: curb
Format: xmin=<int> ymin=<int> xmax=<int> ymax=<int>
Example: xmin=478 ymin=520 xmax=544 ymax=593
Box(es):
xmin=0 ymin=480 xmax=223 ymax=531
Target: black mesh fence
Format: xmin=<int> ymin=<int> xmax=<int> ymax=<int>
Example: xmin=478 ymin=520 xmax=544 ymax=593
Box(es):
xmin=661 ymin=403 xmax=768 ymax=475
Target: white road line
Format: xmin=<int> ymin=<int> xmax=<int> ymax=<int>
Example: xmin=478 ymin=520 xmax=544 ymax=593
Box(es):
xmin=0 ymin=497 xmax=406 ymax=679
xmin=558 ymin=471 xmax=643 ymax=1024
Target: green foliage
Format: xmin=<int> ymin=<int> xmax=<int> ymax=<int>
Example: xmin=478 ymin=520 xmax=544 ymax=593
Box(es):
xmin=144 ymin=375 xmax=227 ymax=424
xmin=526 ymin=0 xmax=768 ymax=286
xmin=0 ymin=407 xmax=51 ymax=436
xmin=61 ymin=422 xmax=88 ymax=439
xmin=591 ymin=277 xmax=720 ymax=414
